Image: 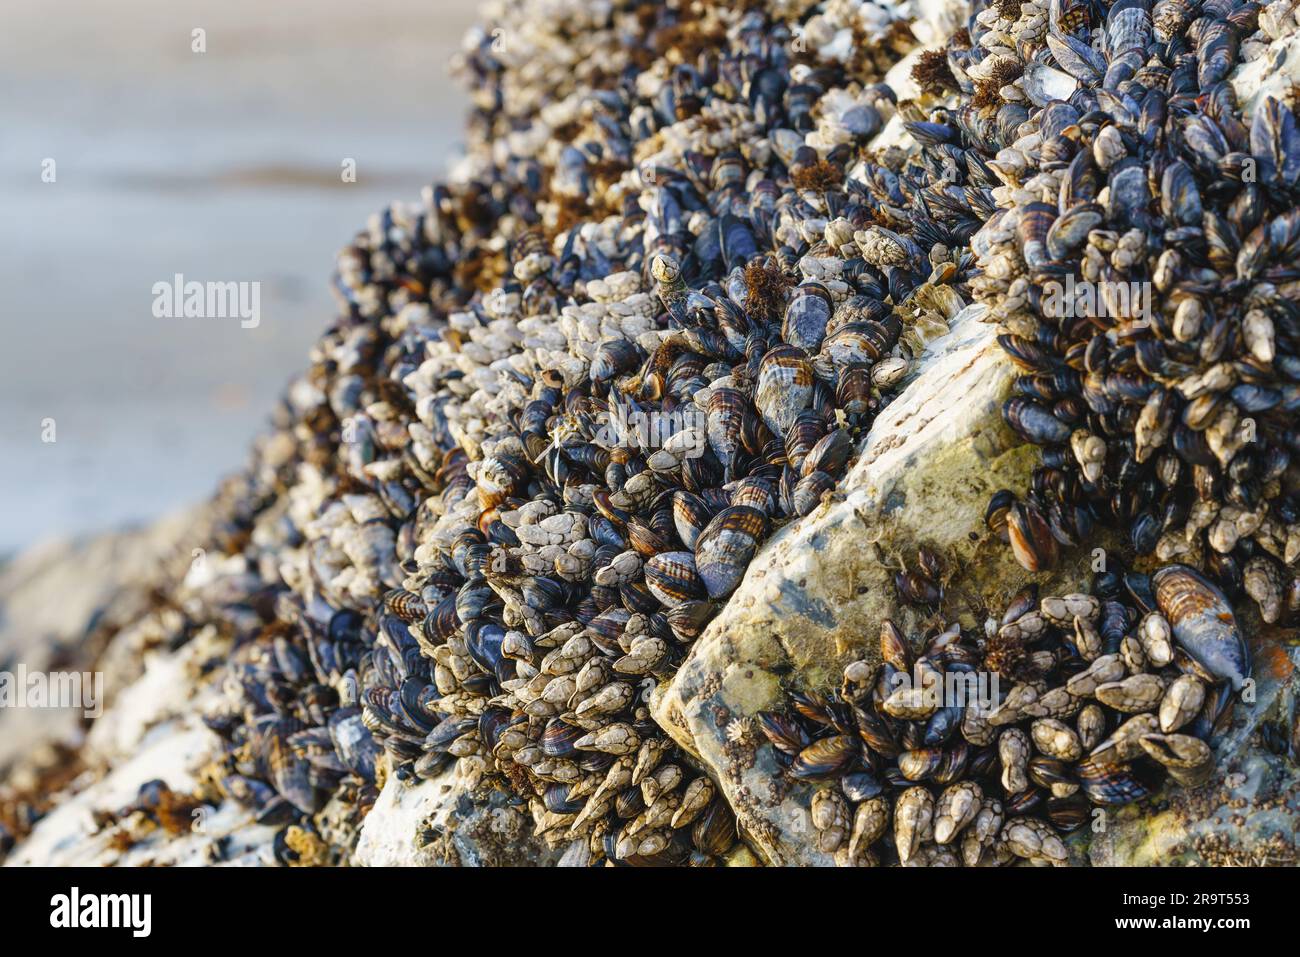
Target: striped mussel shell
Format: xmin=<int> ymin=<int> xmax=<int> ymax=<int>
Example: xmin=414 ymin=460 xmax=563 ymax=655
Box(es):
xmin=1046 ymin=202 xmax=1103 ymax=260
xmin=694 ymin=505 xmax=768 ymax=599
xmin=1045 ymin=793 xmax=1090 ymax=832
xmin=627 ymin=516 xmax=672 ymax=558
xmin=692 ymin=799 xmax=737 ymax=857
xmin=477 ymin=450 xmax=530 ymax=508
xmin=665 ymin=599 xmax=716 ymax=640
xmin=1017 ymin=202 xmax=1057 ymax=268
xmin=792 ymin=470 xmax=837 ymax=516
xmin=1074 ymin=755 xmax=1159 ymax=805
xmin=541 ymin=719 xmax=586 ymax=758
xmin=644 ymin=551 xmax=707 ymax=607
xmin=755 ymin=345 xmax=814 ymax=438
xmin=757 ymin=710 xmax=811 ymax=757
xmin=591 ymin=337 xmax=644 ymax=388
xmin=383 ymin=587 xmax=429 ymax=623
xmin=835 ymin=364 xmax=873 ymax=415
xmin=789 ymin=734 xmax=859 ymax=780
xmin=1003 ymin=396 xmax=1072 ymax=445
xmin=898 ymin=746 xmax=945 ymax=781
xmin=782 ymin=280 xmax=834 ymax=352
xmin=820 ymin=319 xmax=899 ymax=367
xmin=425 ymin=714 xmax=477 ymax=752
xmin=587 ymin=607 xmax=631 ymax=649
xmin=1007 ymin=501 xmax=1060 ymax=572
xmin=783 ymin=410 xmax=826 ymax=473
xmin=801 ymin=428 xmax=853 ymax=478
xmin=705 ymin=387 xmax=749 ymax=482
xmin=730 ymin=475 xmax=778 ymax=514
xmin=672 ymin=490 xmax=715 ymax=550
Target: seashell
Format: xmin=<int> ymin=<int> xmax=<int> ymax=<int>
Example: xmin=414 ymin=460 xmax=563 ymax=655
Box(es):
xmin=801 ymin=428 xmax=853 ymax=478
xmin=898 ymin=747 xmax=945 ymax=781
xmin=1074 ymin=755 xmax=1157 ymax=806
xmin=1021 ymin=62 xmax=1078 ymax=105
xmin=1152 ymin=564 xmax=1250 ymax=690
xmin=705 ymin=387 xmax=748 ymax=484
xmin=643 ymin=551 xmax=706 ymax=608
xmin=789 ymin=735 xmax=858 ymax=781
xmin=757 ymin=710 xmax=810 ymax=757
xmin=693 ymin=505 xmax=767 ymax=600
xmin=1046 ymin=32 xmax=1103 ymax=84
xmin=1047 ymin=203 xmax=1103 ymax=260
xmin=783 ymin=282 xmax=834 ymax=352
xmin=755 ymin=345 xmax=814 ymax=439
xmin=836 ymin=765 xmax=883 ymax=802
xmin=672 ymin=490 xmax=715 ymax=551
xmin=1007 ymin=501 xmax=1059 ymax=572
xmin=792 ymin=470 xmax=837 ymax=516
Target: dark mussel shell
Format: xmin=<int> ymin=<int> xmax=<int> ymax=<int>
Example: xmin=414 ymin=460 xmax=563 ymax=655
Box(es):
xmin=1152 ymin=564 xmax=1250 ymax=690
xmin=694 ymin=505 xmax=768 ymax=599
xmin=788 ymin=734 xmax=858 ymax=780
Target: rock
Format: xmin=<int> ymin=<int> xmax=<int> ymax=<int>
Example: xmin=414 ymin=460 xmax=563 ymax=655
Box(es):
xmin=2 ymin=620 xmax=270 ymax=867
xmin=0 ymin=509 xmax=201 ymax=775
xmin=652 ymin=306 xmax=1114 ymax=865
xmin=1232 ymin=19 xmax=1300 ymax=111
xmin=1089 ymin=642 xmax=1300 ymax=866
xmin=354 ymin=764 xmax=561 ymax=867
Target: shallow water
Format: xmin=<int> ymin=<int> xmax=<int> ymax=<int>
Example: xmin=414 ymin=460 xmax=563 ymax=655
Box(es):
xmin=0 ymin=0 xmax=478 ymax=554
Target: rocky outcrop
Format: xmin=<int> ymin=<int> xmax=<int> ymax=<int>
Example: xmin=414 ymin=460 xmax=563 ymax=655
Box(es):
xmin=651 ymin=307 xmax=1117 ymax=864
xmin=7 ymin=5 xmax=1300 ymax=871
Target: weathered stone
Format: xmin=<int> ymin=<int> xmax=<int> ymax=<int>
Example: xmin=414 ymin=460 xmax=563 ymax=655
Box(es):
xmin=0 ymin=508 xmax=201 ymax=775
xmin=353 ymin=764 xmax=561 ymax=867
xmin=652 ymin=308 xmax=1114 ymax=865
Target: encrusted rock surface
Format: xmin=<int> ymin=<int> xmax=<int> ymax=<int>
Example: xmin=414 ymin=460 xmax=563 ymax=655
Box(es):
xmin=1089 ymin=641 xmax=1300 ymax=867
xmin=354 ymin=764 xmax=561 ymax=867
xmin=0 ymin=509 xmax=200 ymax=775
xmin=6 ymin=3 xmax=1300 ymax=869
xmin=652 ymin=306 xmax=1114 ymax=864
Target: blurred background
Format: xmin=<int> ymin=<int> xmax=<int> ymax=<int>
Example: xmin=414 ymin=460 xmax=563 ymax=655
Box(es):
xmin=0 ymin=0 xmax=479 ymax=557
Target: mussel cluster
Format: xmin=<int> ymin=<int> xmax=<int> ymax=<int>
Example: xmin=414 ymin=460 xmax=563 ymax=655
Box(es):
xmin=173 ymin=0 xmax=1019 ymax=866
xmin=938 ymin=0 xmax=1300 ymax=622
xmin=761 ymin=561 xmax=1249 ymax=866
xmin=14 ymin=0 xmax=1292 ymax=868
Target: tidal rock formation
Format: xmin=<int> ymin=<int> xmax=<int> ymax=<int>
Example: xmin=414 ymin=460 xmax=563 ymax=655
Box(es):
xmin=652 ymin=306 xmax=1114 ymax=864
